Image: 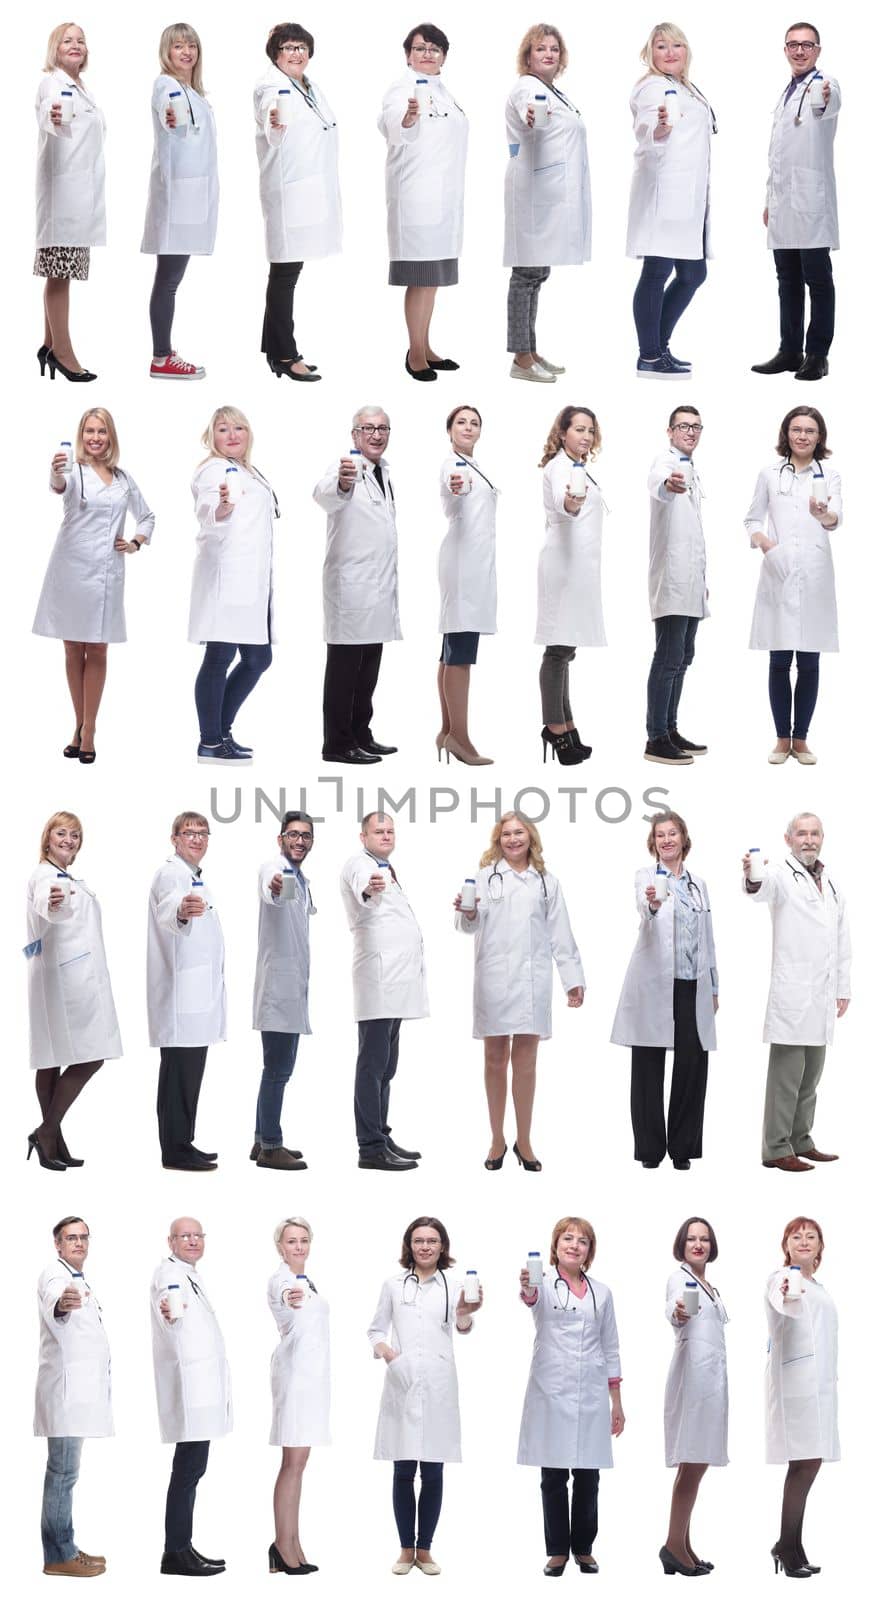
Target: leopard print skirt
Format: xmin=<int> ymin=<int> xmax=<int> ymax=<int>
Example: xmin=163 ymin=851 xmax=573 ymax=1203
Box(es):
xmin=33 ymin=245 xmax=91 ymax=281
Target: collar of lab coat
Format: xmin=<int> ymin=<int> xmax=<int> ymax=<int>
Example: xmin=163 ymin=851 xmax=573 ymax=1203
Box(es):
xmin=52 ymin=66 xmax=96 ymax=105
xmin=274 ymin=852 xmax=309 ymax=886
xmin=494 ymin=857 xmax=539 ymax=879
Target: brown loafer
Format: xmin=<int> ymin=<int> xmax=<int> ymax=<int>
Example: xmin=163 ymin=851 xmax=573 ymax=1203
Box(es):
xmin=77 ymin=1554 xmax=106 ymax=1569
xmin=762 ymin=1155 xmax=813 ymax=1172
xmin=43 ymin=1554 xmax=106 ymax=1576
xmin=798 ymin=1146 xmax=839 ymax=1162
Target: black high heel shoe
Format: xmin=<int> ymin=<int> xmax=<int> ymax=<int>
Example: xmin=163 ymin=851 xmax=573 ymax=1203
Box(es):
xmin=78 ymin=746 xmax=97 ymax=765
xmin=540 ymin=727 xmax=584 ymax=766
xmin=46 ymin=351 xmax=97 ymax=383
xmin=568 ymin=729 xmax=593 ymax=760
xmin=265 ymin=354 xmax=321 ymax=383
xmin=796 ymin=1548 xmax=820 ymax=1576
xmin=268 ymin=1541 xmax=311 ymax=1575
xmin=770 ymin=1543 xmax=812 ymax=1579
xmin=37 ymin=344 xmax=51 ymax=376
xmin=56 ymin=1130 xmax=85 ymax=1168
xmin=63 ymin=725 xmax=83 ymax=758
xmin=27 ymin=1130 xmax=66 ymax=1171
xmin=484 ymin=1144 xmax=507 ymax=1171
xmin=658 ymin=1545 xmax=706 ymax=1576
xmin=513 ymin=1140 xmax=542 ymax=1172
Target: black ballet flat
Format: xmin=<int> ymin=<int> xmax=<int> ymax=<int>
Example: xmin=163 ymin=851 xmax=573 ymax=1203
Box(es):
xmin=427 ymin=356 xmax=460 ymax=371
xmin=405 ymin=352 xmax=437 ymax=382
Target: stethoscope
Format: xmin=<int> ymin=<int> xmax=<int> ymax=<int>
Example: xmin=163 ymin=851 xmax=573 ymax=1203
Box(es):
xmin=655 ymin=74 xmax=719 ymax=135
xmin=487 ymin=862 xmax=548 ymax=902
xmin=785 ymin=859 xmax=838 ymax=902
xmin=561 ymin=450 xmax=610 ymax=515
xmin=247 ymin=463 xmax=281 ymax=520
xmin=789 ymin=71 xmax=823 ymax=126
xmin=74 ymin=462 xmax=130 ymax=508
xmin=168 ymin=1255 xmax=216 ymax=1313
xmin=168 ymin=81 xmax=201 ymax=131
xmin=550 ymin=1270 xmax=597 ymax=1315
xmin=658 ymin=868 xmax=706 ymax=914
xmin=531 ymin=78 xmax=581 ymax=119
xmin=358 ymin=463 xmax=395 ymax=506
xmin=456 ymin=455 xmax=498 ymax=494
xmin=282 ymin=73 xmax=336 ymax=131
xmin=777 ymin=459 xmax=826 ymax=498
xmin=402 ymin=1268 xmax=450 ymax=1324
xmin=411 ymin=76 xmax=466 ymax=119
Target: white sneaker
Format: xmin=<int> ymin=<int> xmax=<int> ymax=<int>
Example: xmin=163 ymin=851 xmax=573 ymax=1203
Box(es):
xmin=509 ymin=360 xmax=556 ymax=383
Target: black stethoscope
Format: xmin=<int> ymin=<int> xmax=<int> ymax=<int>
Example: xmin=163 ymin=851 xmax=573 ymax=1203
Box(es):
xmin=74 ymin=462 xmax=130 ymax=508
xmin=248 ymin=463 xmax=281 ymax=519
xmin=281 ymin=73 xmax=336 ymax=131
xmin=487 ymin=863 xmax=548 ymax=902
xmin=656 ymin=74 xmax=718 ymax=135
xmin=168 ymin=1256 xmax=216 ymax=1312
xmin=357 ymin=462 xmax=395 ymax=506
xmin=529 ymin=78 xmax=581 ymax=119
xmin=777 ymin=459 xmax=826 ymax=498
xmin=457 ymin=457 xmax=497 ymax=494
xmin=410 ymin=76 xmax=466 ymax=119
xmin=402 ymin=1268 xmax=450 ymax=1324
xmin=168 ymin=81 xmax=200 ymax=131
xmin=661 ymin=868 xmax=706 ymax=914
xmin=550 ymin=1270 xmax=597 ymax=1315
xmin=789 ymin=71 xmax=823 ymax=126
xmin=562 ymin=451 xmax=610 ymax=515
xmin=785 ymin=859 xmax=838 ymax=902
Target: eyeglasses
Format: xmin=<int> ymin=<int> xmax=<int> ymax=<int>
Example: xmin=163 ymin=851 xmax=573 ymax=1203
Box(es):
xmin=173 ymin=1232 xmax=205 ymax=1243
xmin=179 ymin=830 xmax=210 ymax=841
xmin=785 ymin=40 xmax=818 ymax=52
xmin=355 ymin=424 xmax=391 ymax=437
xmin=410 ymin=44 xmax=443 ymax=56
xmin=60 ymin=1233 xmax=90 ymax=1244
xmin=671 ymin=422 xmax=703 ymax=435
xmin=280 ymin=44 xmax=309 ymax=55
xmin=282 ymin=829 xmax=313 ymax=842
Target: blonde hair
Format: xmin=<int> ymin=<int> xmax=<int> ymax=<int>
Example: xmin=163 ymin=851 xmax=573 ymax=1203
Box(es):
xmin=516 ymin=22 xmax=568 ymax=77
xmin=158 ymin=22 xmax=205 ymax=96
xmin=200 ymin=407 xmax=254 ymax=467
xmin=539 ymin=405 xmax=601 ymax=468
xmin=639 ymin=22 xmax=692 ymax=84
xmin=45 ymin=21 xmax=88 ymax=72
xmin=480 ymin=811 xmax=546 ymax=875
xmin=274 ymin=1216 xmax=313 ymax=1252
xmin=550 ymin=1216 xmax=597 ymax=1269
xmin=75 ymin=408 xmax=120 ymax=469
xmin=40 ymin=811 xmax=83 ymax=863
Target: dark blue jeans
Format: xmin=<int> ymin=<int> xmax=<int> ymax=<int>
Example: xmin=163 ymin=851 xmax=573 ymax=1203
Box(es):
xmin=392 ymin=1461 xmax=444 ymax=1549
xmin=768 ymin=650 xmax=820 ymax=739
xmin=355 ymin=1017 xmax=401 ymax=1155
xmin=773 ymin=248 xmax=834 ymax=357
xmin=165 ymin=1440 xmax=210 ymax=1554
xmin=194 ymin=640 xmax=273 ymax=745
xmin=42 ymin=1437 xmax=83 ymax=1563
xmin=255 ymin=1030 xmax=300 ymax=1148
xmin=633 ymin=256 xmax=707 ymax=358
xmin=646 ymin=616 xmax=700 ymax=740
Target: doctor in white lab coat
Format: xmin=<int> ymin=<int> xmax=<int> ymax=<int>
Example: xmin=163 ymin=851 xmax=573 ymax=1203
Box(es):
xmin=315 ymin=406 xmax=400 ymax=763
xmin=455 ymin=812 xmax=583 ymax=1173
xmin=743 ymin=812 xmax=850 ymax=1169
xmin=255 ymin=22 xmax=341 ymax=380
xmin=660 ymin=1217 xmax=728 ymax=1576
xmin=34 ymin=1215 xmax=111 ymax=1577
xmin=535 ymin=407 xmax=607 ymax=764
xmin=151 ymin=1219 xmax=231 ymax=1577
xmin=378 ymin=23 xmax=468 ymax=379
xmin=141 ymin=25 xmax=218 ymax=379
xmin=626 ymin=24 xmax=713 ymax=375
xmin=765 ymin=1218 xmax=838 ymax=1577
xmin=26 ymin=811 xmax=122 ymax=1170
xmin=251 ymin=812 xmax=316 ymax=1171
xmin=644 ymin=408 xmax=709 ymax=764
xmin=267 ymin=1218 xmax=330 ymax=1574
xmin=34 ymin=22 xmax=105 ymax=380
xmin=436 ymin=405 xmax=498 ymax=765
xmin=745 ymin=406 xmax=841 ymax=764
xmin=752 ymin=24 xmax=841 ymax=380
xmin=518 ymin=1217 xmax=623 ymax=1575
xmin=148 ymin=810 xmax=226 ymax=1171
xmin=369 ymin=1217 xmax=482 ymax=1573
xmin=504 ymin=23 xmax=590 ymax=380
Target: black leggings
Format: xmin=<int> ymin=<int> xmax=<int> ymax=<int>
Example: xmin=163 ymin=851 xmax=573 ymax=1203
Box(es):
xmin=768 ymin=651 xmax=820 ymax=739
xmin=149 ymin=254 xmax=190 ymax=357
xmin=194 ymin=641 xmax=273 ymax=745
xmin=262 ymin=261 xmax=304 ymax=362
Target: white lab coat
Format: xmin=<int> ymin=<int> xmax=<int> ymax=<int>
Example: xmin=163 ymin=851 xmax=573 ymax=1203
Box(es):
xmin=252 ymin=857 xmax=313 ymax=1035
xmin=32 ymin=467 xmax=154 ymax=644
xmin=254 ymin=67 xmax=341 ymax=262
xmin=268 ymin=1266 xmax=330 ymax=1447
xmin=147 ymin=855 xmax=226 ymax=1048
xmin=766 ymin=72 xmax=841 ymax=250
xmin=610 ymin=866 xmax=718 ymax=1050
xmin=151 ymin=1256 xmax=232 ymax=1444
xmin=534 ymin=454 xmax=607 ymax=646
xmin=745 ymin=462 xmax=841 ymax=652
xmin=517 ymin=1275 xmax=620 ymax=1468
xmin=746 ymin=857 xmax=850 ymax=1045
xmin=455 ymin=862 xmax=584 ymax=1039
xmin=34 ymin=1259 xmax=113 ymax=1438
xmin=188 ymin=459 xmax=276 ymax=646
xmin=438 ymin=456 xmax=498 ymax=635
xmin=378 ymin=73 xmax=468 ymax=261
xmin=368 ymin=1272 xmax=466 ymax=1462
xmin=141 ymin=75 xmax=218 ymax=256
xmin=664 ymin=1269 xmax=728 ymax=1467
xmin=315 ymin=460 xmax=401 ymax=644
xmin=765 ymin=1270 xmax=838 ymax=1462
xmin=35 ymin=70 xmax=106 ymax=247
xmin=26 ymin=860 xmax=122 ymax=1071
xmin=503 ymin=76 xmax=591 ymax=268
xmin=626 ymin=76 xmax=713 ymax=260
xmin=339 ymin=852 xmax=428 ymax=1022
xmin=648 ymin=446 xmax=709 ymax=620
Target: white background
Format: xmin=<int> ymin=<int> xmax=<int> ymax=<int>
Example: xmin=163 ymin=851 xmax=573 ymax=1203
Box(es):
xmin=7 ymin=0 xmax=868 ymax=1595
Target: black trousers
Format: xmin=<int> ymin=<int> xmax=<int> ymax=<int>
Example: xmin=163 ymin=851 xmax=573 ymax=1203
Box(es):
xmin=355 ymin=1017 xmax=401 ymax=1155
xmin=157 ymin=1046 xmax=209 ymax=1160
xmin=262 ymin=260 xmax=304 ymax=361
xmin=323 ymin=642 xmax=383 ymax=752
xmin=773 ymin=247 xmax=835 ymax=357
xmin=630 ymin=979 xmax=708 ymax=1163
xmin=541 ymin=1467 xmax=600 ymax=1558
xmin=165 ymin=1440 xmax=210 ymax=1554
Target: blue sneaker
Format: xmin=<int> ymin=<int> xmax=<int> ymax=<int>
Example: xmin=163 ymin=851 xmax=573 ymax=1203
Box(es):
xmin=637 ymin=354 xmax=689 ymax=380
xmin=222 ymin=732 xmax=253 ymax=756
xmin=197 ymin=739 xmax=252 ymax=765
xmin=663 ymin=347 xmax=692 ymax=372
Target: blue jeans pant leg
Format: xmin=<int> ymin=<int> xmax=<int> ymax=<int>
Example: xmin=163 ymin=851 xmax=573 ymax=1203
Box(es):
xmin=255 ymin=1031 xmax=300 ymax=1147
xmin=666 ymin=617 xmax=699 ymax=731
xmin=646 ymin=616 xmax=697 ymax=740
xmin=42 ymin=1436 xmax=83 ymax=1564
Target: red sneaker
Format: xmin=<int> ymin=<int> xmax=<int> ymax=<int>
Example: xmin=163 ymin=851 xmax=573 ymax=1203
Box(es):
xmin=150 ymin=351 xmax=205 ymax=380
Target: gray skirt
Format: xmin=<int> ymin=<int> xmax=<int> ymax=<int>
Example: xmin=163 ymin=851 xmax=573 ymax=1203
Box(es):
xmin=389 ymin=258 xmax=458 ymax=287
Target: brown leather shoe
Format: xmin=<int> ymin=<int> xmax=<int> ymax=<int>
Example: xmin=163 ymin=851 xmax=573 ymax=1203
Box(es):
xmin=798 ymin=1146 xmax=839 ymax=1162
xmin=762 ymin=1155 xmax=813 ymax=1172
xmin=256 ymin=1146 xmax=308 ymax=1170
xmin=43 ymin=1554 xmax=105 ymax=1576
xmin=77 ymin=1554 xmax=106 ymax=1568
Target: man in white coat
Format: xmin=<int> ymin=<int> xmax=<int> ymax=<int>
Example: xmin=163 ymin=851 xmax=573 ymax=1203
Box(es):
xmin=151 ymin=1218 xmax=231 ymax=1577
xmin=743 ymin=812 xmax=850 ymax=1170
xmin=752 ymin=22 xmax=840 ymax=382
xmin=644 ymin=407 xmax=709 ymax=766
xmin=250 ymin=809 xmax=315 ymax=1171
xmin=340 ymin=812 xmax=427 ymax=1169
xmin=148 ymin=811 xmax=225 ymax=1171
xmin=314 ymin=406 xmax=401 ymax=764
xmin=34 ymin=1215 xmax=110 ymax=1578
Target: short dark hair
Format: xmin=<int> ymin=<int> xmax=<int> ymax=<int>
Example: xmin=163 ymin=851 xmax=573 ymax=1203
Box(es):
xmin=672 ymin=1216 xmax=719 ymax=1264
xmin=399 ymin=1216 xmax=454 ymax=1270
xmin=266 ymin=22 xmax=315 ymax=62
xmin=668 ymin=404 xmax=701 ymax=428
xmin=403 ymin=21 xmax=450 ymax=57
xmin=280 ymin=810 xmax=314 ymax=833
xmin=776 ymin=405 xmax=831 ymax=461
xmin=785 ymin=21 xmax=820 ymax=44
xmin=53 ymin=1215 xmax=86 ymax=1242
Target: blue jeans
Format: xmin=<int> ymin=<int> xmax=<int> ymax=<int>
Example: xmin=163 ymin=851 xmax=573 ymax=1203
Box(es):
xmin=392 ymin=1461 xmax=444 ymax=1549
xmin=768 ymin=650 xmax=820 ymax=739
xmin=42 ymin=1436 xmax=83 ymax=1563
xmin=355 ymin=1017 xmax=401 ymax=1155
xmin=255 ymin=1030 xmax=300 ymax=1147
xmin=194 ymin=641 xmax=273 ymax=745
xmin=632 ymin=256 xmax=707 ymax=357
xmin=646 ymin=616 xmax=700 ymax=740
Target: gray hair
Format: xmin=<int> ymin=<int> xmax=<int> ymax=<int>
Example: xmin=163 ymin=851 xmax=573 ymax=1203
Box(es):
xmin=274 ymin=1216 xmax=313 ymax=1252
xmin=786 ymin=812 xmax=823 ymax=836
xmin=352 ymin=405 xmax=390 ymax=430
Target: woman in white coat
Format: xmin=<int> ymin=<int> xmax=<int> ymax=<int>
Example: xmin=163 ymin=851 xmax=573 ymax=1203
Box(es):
xmin=378 ymin=23 xmax=468 ymax=380
xmin=34 ymin=22 xmax=104 ymax=382
xmin=368 ymin=1217 xmax=483 ymax=1575
xmin=627 ymin=24 xmax=714 ymax=378
xmin=267 ymin=1218 xmax=329 ymax=1575
xmin=766 ymin=1216 xmax=838 ymax=1578
xmin=25 ymin=812 xmax=121 ymax=1170
xmin=189 ymin=406 xmax=277 ymax=764
xmin=33 ymin=408 xmax=154 ymax=763
xmin=611 ymin=811 xmax=718 ymax=1170
xmin=518 ymin=1216 xmax=624 ymax=1575
xmin=745 ymin=406 xmax=841 ymax=767
xmin=536 ymin=406 xmax=607 ymax=765
xmin=504 ymin=24 xmax=590 ymax=382
xmin=254 ymin=22 xmax=340 ymax=382
xmin=141 ymin=23 xmax=217 ymax=380
xmin=455 ymin=812 xmax=584 ymax=1171
xmin=660 ymin=1216 xmax=728 ymax=1577
xmin=436 ymin=404 xmax=497 ymax=765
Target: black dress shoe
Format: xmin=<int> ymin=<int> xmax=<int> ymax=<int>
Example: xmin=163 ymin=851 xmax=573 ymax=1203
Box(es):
xmin=160 ymin=1547 xmax=221 ymax=1575
xmin=672 ymin=1158 xmax=691 ymax=1170
xmin=250 ymin=1140 xmax=303 ymax=1160
xmin=358 ymin=1149 xmax=418 ymax=1171
xmin=161 ymin=1153 xmax=218 ymax=1172
xmin=750 ymin=350 xmax=803 ymax=374
xmin=573 ymin=1555 xmax=599 ymax=1574
xmin=641 ymin=1159 xmax=662 ymax=1168
xmin=321 ymin=746 xmax=382 ymax=764
xmin=386 ymin=1136 xmax=422 ymax=1160
xmin=359 ymin=739 xmax=398 ymax=755
xmin=190 ymin=1146 xmax=218 ymax=1163
xmin=795 ymin=354 xmax=829 ymax=381
xmin=190 ymin=1548 xmax=226 ymax=1571
xmin=543 ymin=1559 xmax=568 ymax=1576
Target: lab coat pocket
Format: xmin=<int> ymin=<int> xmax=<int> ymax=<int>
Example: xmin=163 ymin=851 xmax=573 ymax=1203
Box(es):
xmin=791 ymin=166 xmax=826 ymax=217
xmin=177 ymin=962 xmax=214 ymax=1015
xmin=763 ymin=544 xmax=794 ymax=584
xmin=773 ymin=961 xmax=811 ymax=1017
xmin=53 ymin=170 xmax=93 ymax=231
xmin=185 ymin=1355 xmax=222 ymax=1408
xmin=781 ymin=1351 xmax=814 ymax=1399
xmin=58 ymin=951 xmax=96 ymax=1030
xmin=170 ymin=175 xmax=209 ymax=225
xmin=63 ymin=1359 xmax=101 ymax=1406
xmin=386 ymin=1353 xmax=415 ymax=1394
xmin=656 ymin=170 xmax=696 ymax=222
xmin=533 ymin=161 xmax=566 ymax=225
xmin=403 ymin=174 xmax=444 ymax=228
xmin=283 ymin=172 xmax=329 ymax=227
